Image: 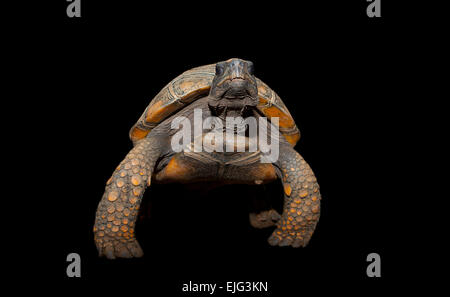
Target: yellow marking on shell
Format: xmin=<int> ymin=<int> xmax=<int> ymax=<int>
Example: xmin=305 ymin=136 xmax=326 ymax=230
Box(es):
xmin=106 ymin=177 xmax=112 ymax=185
xmin=116 ymin=179 xmax=124 ymax=188
xmin=120 ymin=225 xmax=128 ymax=232
xmin=108 ymin=191 xmax=119 ymax=202
xmin=129 ymin=228 xmax=134 ymax=234
xmin=131 ymin=175 xmax=141 ymax=186
xmin=107 ymin=215 xmax=114 ymax=222
xmin=107 ymin=223 xmax=112 ymax=228
xmin=123 ymin=208 xmax=130 ymax=216
xmin=257 ymin=97 xmax=296 ymax=128
xmin=122 ymin=218 xmax=128 ymax=225
xmin=129 ymin=197 xmax=138 ymax=204
xmin=180 ymin=85 xmax=211 ymax=103
xmin=312 ymin=195 xmax=318 ymax=201
xmin=131 ymin=159 xmax=139 ymax=166
xmin=147 ymin=176 xmax=151 ymax=186
xmin=284 ymin=184 xmax=292 ymax=196
xmin=111 ymin=226 xmax=119 ymax=232
xmin=97 ymin=231 xmax=104 ymax=237
xmin=107 ymin=205 xmax=115 ymax=214
xmin=113 ymin=220 xmax=120 ymax=226
xmin=283 ymin=133 xmax=301 ymax=146
xmin=290 ymin=208 xmax=296 ymax=213
xmin=145 ymin=100 xmax=181 ymax=124
xmin=312 ymin=206 xmax=319 ymax=213
xmin=130 ymin=127 xmax=149 ymax=143
xmin=297 ymin=211 xmax=302 ymax=216
xmin=296 ymin=217 xmax=303 ymax=222
xmin=294 ymin=198 xmax=302 ymax=204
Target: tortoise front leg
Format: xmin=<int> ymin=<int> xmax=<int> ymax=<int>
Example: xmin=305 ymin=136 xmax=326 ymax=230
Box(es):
xmin=94 ymin=137 xmax=163 ymax=259
xmin=268 ymin=146 xmax=321 ymax=247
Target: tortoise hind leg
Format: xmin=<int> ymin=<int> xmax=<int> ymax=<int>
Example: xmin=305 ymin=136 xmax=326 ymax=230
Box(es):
xmin=249 ymin=209 xmax=281 ymax=229
xmin=268 ymin=146 xmax=321 ymax=247
xmin=248 ymin=185 xmax=281 ymax=229
xmin=93 ymin=137 xmax=163 ymax=259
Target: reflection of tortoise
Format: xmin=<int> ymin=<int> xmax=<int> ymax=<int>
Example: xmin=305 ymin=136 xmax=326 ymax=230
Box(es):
xmin=94 ymin=58 xmax=321 ymax=259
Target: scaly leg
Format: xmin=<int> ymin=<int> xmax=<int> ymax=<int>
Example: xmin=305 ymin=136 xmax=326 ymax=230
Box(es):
xmin=94 ymin=137 xmax=163 ymax=259
xmin=268 ymin=146 xmax=321 ymax=247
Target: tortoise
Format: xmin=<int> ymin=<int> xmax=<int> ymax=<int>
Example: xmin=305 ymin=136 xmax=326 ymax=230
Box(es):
xmin=94 ymin=58 xmax=321 ymax=259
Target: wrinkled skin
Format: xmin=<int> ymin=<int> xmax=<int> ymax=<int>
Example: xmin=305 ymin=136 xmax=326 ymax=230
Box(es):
xmin=94 ymin=58 xmax=321 ymax=259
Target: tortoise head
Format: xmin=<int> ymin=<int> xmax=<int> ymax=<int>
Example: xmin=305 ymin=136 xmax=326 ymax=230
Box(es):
xmin=208 ymin=58 xmax=258 ymax=118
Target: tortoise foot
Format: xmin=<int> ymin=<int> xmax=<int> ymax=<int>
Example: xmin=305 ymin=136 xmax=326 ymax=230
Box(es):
xmin=95 ymin=235 xmax=144 ymax=259
xmin=249 ymin=209 xmax=281 ymax=229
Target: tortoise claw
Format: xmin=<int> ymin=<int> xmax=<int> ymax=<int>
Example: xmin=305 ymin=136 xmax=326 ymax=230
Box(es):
xmin=249 ymin=209 xmax=281 ymax=229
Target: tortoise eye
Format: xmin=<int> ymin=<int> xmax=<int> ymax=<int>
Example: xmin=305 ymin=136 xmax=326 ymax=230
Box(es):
xmin=247 ymin=62 xmax=254 ymax=75
xmin=215 ymin=64 xmax=224 ymax=76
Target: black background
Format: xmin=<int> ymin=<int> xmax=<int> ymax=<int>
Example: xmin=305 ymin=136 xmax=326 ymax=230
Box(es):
xmin=14 ymin=0 xmax=424 ymax=294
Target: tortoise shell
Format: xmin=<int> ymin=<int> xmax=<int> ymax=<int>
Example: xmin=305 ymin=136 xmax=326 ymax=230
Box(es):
xmin=129 ymin=63 xmax=300 ymax=146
